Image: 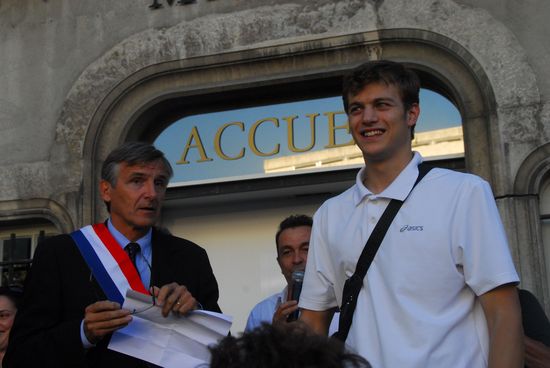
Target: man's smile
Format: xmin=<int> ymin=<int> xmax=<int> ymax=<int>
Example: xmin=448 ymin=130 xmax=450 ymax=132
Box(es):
xmin=360 ymin=129 xmax=385 ymax=137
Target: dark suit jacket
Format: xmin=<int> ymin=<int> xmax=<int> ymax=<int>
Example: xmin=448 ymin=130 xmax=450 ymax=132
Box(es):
xmin=4 ymin=227 xmax=221 ymax=367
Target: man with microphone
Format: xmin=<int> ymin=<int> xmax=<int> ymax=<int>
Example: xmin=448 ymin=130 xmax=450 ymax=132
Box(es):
xmin=245 ymin=215 xmax=337 ymax=332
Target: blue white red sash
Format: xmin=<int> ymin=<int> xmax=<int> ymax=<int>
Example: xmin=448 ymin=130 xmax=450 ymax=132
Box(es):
xmin=71 ymin=223 xmax=148 ymax=304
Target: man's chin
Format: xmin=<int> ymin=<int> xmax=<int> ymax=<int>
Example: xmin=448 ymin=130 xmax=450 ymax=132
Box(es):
xmin=132 ymin=218 xmax=158 ymax=230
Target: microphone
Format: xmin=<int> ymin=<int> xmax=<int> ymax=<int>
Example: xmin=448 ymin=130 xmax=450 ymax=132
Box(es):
xmin=287 ymin=269 xmax=305 ymax=322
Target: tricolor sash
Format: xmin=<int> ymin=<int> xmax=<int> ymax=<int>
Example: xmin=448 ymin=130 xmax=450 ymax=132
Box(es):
xmin=71 ymin=223 xmax=149 ymax=304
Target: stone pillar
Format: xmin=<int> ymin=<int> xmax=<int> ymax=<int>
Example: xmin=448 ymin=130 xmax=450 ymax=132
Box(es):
xmin=497 ymin=195 xmax=549 ymax=313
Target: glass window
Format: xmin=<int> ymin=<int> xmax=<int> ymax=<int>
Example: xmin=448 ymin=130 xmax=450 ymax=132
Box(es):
xmin=1 ymin=237 xmax=31 ymax=261
xmin=155 ymin=89 xmax=462 ymax=186
xmin=0 ymin=220 xmax=58 ymax=287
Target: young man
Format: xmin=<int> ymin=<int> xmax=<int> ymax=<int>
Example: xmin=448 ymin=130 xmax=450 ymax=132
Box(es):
xmin=5 ymin=142 xmax=220 ymax=367
xmin=299 ymin=60 xmax=523 ymax=367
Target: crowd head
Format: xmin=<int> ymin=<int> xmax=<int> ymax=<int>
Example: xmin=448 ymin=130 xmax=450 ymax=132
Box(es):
xmin=209 ymin=322 xmax=371 ymax=368
xmin=0 ymin=287 xmax=22 ymax=359
xmin=275 ymin=214 xmax=313 ymax=286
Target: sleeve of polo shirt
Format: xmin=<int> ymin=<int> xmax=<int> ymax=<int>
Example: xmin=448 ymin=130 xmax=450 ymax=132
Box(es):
xmin=299 ymin=204 xmax=339 ymax=311
xmin=453 ymin=177 xmax=519 ymax=296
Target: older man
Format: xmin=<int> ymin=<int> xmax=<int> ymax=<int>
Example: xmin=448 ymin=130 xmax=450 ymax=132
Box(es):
xmin=5 ymin=142 xmax=220 ymax=367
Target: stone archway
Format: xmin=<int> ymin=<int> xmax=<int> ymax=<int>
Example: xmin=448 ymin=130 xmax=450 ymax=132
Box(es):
xmin=511 ymin=143 xmax=550 ymax=311
xmin=78 ymin=29 xmax=500 ymax=225
xmin=515 ymin=142 xmax=550 ymax=195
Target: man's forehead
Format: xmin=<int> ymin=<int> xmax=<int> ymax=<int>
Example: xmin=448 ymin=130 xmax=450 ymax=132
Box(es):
xmin=348 ymin=82 xmax=401 ymax=101
xmin=277 ymin=226 xmax=312 ymax=248
xmin=120 ymin=160 xmax=169 ymax=177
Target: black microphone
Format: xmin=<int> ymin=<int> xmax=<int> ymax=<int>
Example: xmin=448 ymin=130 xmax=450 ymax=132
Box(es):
xmin=287 ymin=269 xmax=304 ymax=322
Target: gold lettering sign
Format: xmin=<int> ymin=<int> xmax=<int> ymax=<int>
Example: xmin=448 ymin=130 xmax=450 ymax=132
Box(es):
xmin=214 ymin=122 xmax=245 ymax=160
xmin=177 ymin=126 xmax=213 ymax=164
xmin=248 ymin=118 xmax=280 ymax=157
xmin=175 ymin=110 xmax=350 ymax=165
xmin=156 ymin=90 xmax=463 ymax=184
xmin=284 ymin=113 xmax=317 ymax=153
xmin=324 ymin=111 xmax=354 ymax=148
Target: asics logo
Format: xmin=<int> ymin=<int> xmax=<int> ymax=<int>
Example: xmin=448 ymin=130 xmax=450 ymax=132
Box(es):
xmin=400 ymin=225 xmax=423 ymax=232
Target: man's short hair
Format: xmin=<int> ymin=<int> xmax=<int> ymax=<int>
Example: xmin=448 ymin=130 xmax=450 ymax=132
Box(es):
xmin=342 ymin=60 xmax=421 ymax=137
xmin=275 ymin=214 xmax=313 ymax=254
xmin=209 ymin=322 xmax=371 ymax=368
xmin=0 ymin=286 xmax=22 ymax=309
xmin=101 ymin=141 xmax=173 ymax=186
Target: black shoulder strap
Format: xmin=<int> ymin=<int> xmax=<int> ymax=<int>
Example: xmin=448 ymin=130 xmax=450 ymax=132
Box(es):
xmin=353 ymin=163 xmax=432 ymax=278
xmin=332 ymin=162 xmax=432 ymax=342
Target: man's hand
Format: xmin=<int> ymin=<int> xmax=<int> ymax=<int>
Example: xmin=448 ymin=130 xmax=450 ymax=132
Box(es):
xmin=83 ymin=301 xmax=132 ymax=344
xmin=272 ymin=299 xmax=299 ymax=324
xmin=152 ymin=283 xmax=198 ymax=317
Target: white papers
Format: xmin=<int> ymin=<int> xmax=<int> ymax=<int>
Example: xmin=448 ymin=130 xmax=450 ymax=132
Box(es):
xmin=108 ymin=289 xmax=232 ymax=368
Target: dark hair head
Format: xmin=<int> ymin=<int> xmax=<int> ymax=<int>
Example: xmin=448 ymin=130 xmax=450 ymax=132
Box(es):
xmin=101 ymin=141 xmax=173 ymax=186
xmin=342 ymin=60 xmax=420 ymax=138
xmin=342 ymin=60 xmax=420 ymax=112
xmin=0 ymin=286 xmax=22 ymax=309
xmin=209 ymin=322 xmax=371 ymax=368
xmin=275 ymin=214 xmax=313 ymax=253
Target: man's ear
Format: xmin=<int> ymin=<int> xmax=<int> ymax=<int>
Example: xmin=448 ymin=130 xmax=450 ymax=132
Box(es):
xmin=99 ymin=179 xmax=112 ymax=203
xmin=276 ymin=258 xmax=286 ymax=277
xmin=406 ymin=103 xmax=420 ymax=127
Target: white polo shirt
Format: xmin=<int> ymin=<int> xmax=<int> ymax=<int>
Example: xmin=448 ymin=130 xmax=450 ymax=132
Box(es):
xmin=299 ymin=152 xmax=519 ymax=368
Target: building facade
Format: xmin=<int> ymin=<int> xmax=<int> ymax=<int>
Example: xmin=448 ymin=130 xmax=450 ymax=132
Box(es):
xmin=1 ymin=0 xmax=549 ymax=332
